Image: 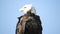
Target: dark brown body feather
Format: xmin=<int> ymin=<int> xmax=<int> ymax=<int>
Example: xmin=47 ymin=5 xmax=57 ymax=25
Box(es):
xmin=16 ymin=13 xmax=42 ymax=34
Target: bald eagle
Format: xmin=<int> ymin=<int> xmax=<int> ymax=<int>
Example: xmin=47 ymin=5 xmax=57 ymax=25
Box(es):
xmin=16 ymin=4 xmax=42 ymax=34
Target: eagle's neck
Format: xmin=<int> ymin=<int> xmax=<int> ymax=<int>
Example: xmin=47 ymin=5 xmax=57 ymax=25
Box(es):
xmin=26 ymin=11 xmax=34 ymax=16
xmin=27 ymin=9 xmax=36 ymax=14
xmin=24 ymin=8 xmax=36 ymax=16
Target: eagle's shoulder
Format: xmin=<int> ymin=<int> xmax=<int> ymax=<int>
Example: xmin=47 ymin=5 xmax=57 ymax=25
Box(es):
xmin=18 ymin=16 xmax=23 ymax=20
xmin=34 ymin=14 xmax=40 ymax=19
xmin=35 ymin=15 xmax=40 ymax=19
xmin=35 ymin=15 xmax=41 ymax=24
xmin=16 ymin=16 xmax=23 ymax=27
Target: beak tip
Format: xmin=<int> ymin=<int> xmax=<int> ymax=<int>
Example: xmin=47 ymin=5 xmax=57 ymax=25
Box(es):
xmin=19 ymin=9 xmax=22 ymax=12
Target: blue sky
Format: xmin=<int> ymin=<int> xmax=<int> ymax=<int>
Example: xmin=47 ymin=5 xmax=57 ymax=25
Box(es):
xmin=0 ymin=0 xmax=60 ymax=34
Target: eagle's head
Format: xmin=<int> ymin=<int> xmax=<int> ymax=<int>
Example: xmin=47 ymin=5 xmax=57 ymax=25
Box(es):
xmin=19 ymin=4 xmax=36 ymax=14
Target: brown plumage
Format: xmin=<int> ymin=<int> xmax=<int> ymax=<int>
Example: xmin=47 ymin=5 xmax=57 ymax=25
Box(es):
xmin=16 ymin=13 xmax=42 ymax=34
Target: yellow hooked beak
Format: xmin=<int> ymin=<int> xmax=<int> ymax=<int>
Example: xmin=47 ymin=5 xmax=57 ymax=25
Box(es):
xmin=19 ymin=8 xmax=24 ymax=12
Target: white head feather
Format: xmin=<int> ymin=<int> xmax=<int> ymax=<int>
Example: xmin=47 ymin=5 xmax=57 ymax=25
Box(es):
xmin=19 ymin=4 xmax=36 ymax=14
